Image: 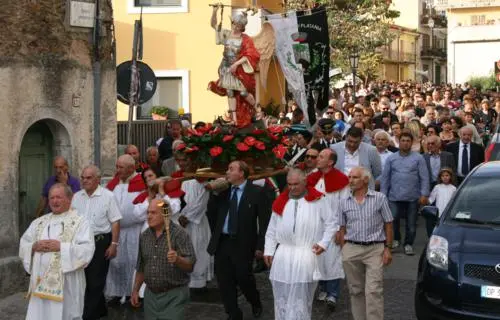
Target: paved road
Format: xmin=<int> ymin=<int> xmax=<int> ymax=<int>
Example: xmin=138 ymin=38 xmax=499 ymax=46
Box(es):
xmin=0 ymin=220 xmax=427 ymax=320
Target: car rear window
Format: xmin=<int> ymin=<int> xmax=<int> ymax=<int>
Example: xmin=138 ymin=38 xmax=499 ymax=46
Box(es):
xmin=445 ymin=176 xmax=500 ymax=224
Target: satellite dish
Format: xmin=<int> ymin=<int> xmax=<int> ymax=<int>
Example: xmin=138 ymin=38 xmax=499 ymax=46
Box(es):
xmin=117 ymin=60 xmax=157 ymax=104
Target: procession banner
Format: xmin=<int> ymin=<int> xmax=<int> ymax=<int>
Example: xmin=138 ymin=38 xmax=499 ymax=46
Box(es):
xmin=267 ymin=12 xmax=310 ymax=126
xmin=295 ymin=7 xmax=330 ymax=125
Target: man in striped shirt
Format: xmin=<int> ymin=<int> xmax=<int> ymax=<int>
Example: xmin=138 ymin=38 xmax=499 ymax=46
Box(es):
xmin=338 ymin=166 xmax=393 ymax=320
xmin=72 ymin=165 xmax=122 ymax=320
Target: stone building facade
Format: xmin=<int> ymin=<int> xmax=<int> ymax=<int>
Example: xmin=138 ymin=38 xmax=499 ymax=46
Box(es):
xmin=0 ymin=1 xmax=117 ymax=297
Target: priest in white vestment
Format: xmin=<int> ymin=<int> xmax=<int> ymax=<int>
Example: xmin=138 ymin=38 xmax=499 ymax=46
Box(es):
xmin=264 ymin=169 xmax=335 ymax=320
xmin=19 ymin=183 xmax=95 ymax=320
xmin=307 ymin=149 xmax=350 ymax=309
xmin=105 ymin=155 xmax=146 ymax=300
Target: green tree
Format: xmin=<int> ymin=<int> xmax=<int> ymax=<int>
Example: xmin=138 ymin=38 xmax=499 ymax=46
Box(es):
xmin=285 ymin=0 xmax=400 ymax=83
xmin=468 ymin=73 xmax=498 ymax=91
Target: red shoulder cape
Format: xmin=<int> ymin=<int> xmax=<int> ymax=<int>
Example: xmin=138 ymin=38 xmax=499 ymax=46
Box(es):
xmin=132 ymin=178 xmax=185 ymax=204
xmin=272 ymin=187 xmax=323 ymax=216
xmin=171 ymin=170 xmax=184 ymax=179
xmin=307 ymin=168 xmax=349 ymax=193
xmin=106 ymin=174 xmax=146 ymax=193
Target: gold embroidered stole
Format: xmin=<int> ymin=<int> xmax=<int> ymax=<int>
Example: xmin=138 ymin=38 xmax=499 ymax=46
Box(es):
xmin=29 ymin=211 xmax=83 ymax=302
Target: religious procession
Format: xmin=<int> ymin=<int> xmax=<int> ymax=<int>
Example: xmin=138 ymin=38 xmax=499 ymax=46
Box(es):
xmin=4 ymin=1 xmax=500 ymax=320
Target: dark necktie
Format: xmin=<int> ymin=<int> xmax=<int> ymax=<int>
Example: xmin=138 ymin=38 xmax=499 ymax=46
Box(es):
xmin=228 ymin=187 xmax=239 ymax=235
xmin=462 ymin=144 xmax=469 ymax=176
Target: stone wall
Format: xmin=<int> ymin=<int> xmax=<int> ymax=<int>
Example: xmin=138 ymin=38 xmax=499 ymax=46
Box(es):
xmin=0 ymin=0 xmax=117 ymax=297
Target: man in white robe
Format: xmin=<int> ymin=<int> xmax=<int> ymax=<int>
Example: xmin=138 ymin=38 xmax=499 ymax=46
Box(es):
xmin=307 ymin=149 xmax=350 ymax=309
xmin=177 ymin=178 xmax=213 ymax=288
xmin=170 ymin=153 xmax=213 ymax=288
xmin=264 ymin=169 xmax=335 ymax=320
xmin=105 ymin=154 xmax=146 ymax=301
xmin=19 ymin=183 xmax=95 ymax=320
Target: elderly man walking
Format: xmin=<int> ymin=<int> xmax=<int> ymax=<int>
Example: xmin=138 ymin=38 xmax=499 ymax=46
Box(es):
xmin=105 ymin=154 xmax=147 ymax=303
xmin=264 ymin=169 xmax=335 ymax=320
xmin=307 ymin=149 xmax=349 ymax=310
xmin=339 ymin=167 xmax=394 ymax=320
xmin=131 ymin=199 xmax=195 ymax=320
xmin=20 ymin=183 xmax=95 ymax=320
xmin=71 ymin=165 xmax=122 ymax=319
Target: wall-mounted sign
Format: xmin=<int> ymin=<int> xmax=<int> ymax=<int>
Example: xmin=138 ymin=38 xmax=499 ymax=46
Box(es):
xmin=70 ymin=1 xmax=95 ymax=28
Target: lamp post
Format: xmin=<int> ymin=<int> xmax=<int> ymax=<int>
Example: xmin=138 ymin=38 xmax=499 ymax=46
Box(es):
xmin=349 ymin=53 xmax=359 ymax=102
xmin=428 ymin=17 xmax=435 ymax=84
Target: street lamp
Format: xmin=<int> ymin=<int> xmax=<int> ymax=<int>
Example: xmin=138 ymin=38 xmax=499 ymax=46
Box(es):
xmin=349 ymin=53 xmax=359 ymax=101
xmin=428 ymin=17 xmax=435 ymax=84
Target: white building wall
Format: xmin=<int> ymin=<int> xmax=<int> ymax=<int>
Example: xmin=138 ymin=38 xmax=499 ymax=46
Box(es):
xmin=447 ymin=24 xmax=500 ymax=84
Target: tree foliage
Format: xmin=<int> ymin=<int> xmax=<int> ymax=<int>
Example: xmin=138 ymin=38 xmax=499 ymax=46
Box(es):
xmin=468 ymin=73 xmax=498 ymax=91
xmin=284 ymin=0 xmax=400 ymax=83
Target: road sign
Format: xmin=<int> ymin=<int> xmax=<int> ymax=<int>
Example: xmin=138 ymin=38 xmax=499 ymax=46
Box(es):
xmin=70 ymin=1 xmax=95 ymax=28
xmin=116 ymin=60 xmax=157 ymax=105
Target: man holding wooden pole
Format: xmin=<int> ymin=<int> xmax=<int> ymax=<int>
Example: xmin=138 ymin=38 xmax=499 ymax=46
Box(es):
xmin=131 ymin=198 xmax=196 ymax=320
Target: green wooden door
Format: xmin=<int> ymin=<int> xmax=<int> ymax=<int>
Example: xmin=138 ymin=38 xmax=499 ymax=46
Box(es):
xmin=19 ymin=122 xmax=53 ymax=234
xmin=435 ymin=64 xmax=441 ymax=85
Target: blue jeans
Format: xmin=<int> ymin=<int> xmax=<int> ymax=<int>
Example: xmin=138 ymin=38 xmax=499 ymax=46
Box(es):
xmin=389 ymin=200 xmax=419 ymax=246
xmin=319 ymin=279 xmax=341 ymax=299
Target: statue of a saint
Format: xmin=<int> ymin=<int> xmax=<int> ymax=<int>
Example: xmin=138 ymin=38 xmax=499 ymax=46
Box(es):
xmin=208 ymin=5 xmax=260 ymax=128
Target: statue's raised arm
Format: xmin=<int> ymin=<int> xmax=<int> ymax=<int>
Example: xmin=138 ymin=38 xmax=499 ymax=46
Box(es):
xmin=210 ymin=4 xmax=219 ymax=30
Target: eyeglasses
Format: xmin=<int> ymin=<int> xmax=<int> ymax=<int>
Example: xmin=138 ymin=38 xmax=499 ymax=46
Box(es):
xmin=305 ymin=155 xmax=318 ymax=159
xmin=326 ymin=112 xmax=333 ymax=115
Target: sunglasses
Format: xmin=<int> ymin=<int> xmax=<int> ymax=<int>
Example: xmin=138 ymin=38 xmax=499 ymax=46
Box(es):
xmin=326 ymin=112 xmax=333 ymax=115
xmin=305 ymin=155 xmax=318 ymax=159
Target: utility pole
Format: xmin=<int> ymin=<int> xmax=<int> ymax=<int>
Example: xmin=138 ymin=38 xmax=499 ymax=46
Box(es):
xmin=127 ymin=8 xmax=144 ymax=145
xmin=93 ymin=0 xmax=101 ymax=167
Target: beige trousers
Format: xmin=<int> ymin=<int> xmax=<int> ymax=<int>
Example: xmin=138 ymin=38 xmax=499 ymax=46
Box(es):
xmin=342 ymin=242 xmax=384 ymax=320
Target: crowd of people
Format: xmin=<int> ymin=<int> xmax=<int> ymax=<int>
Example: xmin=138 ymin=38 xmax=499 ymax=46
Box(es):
xmin=18 ymin=80 xmax=496 ymax=320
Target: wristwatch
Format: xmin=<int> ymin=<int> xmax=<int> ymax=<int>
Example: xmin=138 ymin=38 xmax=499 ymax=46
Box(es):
xmin=384 ymin=243 xmax=392 ymax=249
xmin=111 ymin=242 xmax=119 ymax=246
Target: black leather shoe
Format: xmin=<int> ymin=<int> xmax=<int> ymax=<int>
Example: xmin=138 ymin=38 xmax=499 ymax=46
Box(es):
xmin=252 ymin=303 xmax=263 ymax=318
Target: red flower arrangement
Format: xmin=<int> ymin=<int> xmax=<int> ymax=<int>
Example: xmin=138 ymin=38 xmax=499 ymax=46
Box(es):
xmin=178 ymin=124 xmax=287 ymax=170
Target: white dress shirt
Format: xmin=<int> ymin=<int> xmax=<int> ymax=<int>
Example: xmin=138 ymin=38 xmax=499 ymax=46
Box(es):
xmin=378 ymin=149 xmax=393 ymax=171
xmin=72 ymin=185 xmax=122 ymax=235
xmin=344 ymin=148 xmax=360 ymax=175
xmin=457 ymin=141 xmax=471 ymax=177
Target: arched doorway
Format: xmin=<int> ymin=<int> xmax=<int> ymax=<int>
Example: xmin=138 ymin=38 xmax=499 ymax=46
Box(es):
xmin=18 ymin=121 xmax=53 ymax=234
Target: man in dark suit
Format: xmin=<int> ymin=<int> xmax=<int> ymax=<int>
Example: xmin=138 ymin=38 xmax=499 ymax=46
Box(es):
xmin=445 ymin=126 xmax=484 ymax=184
xmin=424 ymin=135 xmax=456 ymax=188
xmin=207 ymin=161 xmax=270 ymax=320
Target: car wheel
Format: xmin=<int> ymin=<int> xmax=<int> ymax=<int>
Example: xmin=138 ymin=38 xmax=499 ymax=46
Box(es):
xmin=415 ymin=289 xmax=432 ymax=320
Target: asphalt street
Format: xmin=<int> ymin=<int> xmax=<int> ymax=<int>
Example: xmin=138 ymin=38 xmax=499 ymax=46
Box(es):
xmin=0 ymin=220 xmax=426 ymax=320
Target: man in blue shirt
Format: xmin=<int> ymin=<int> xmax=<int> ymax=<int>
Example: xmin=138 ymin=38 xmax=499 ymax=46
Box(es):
xmin=380 ymin=132 xmax=429 ymax=255
xmin=36 ymin=156 xmax=81 ymax=217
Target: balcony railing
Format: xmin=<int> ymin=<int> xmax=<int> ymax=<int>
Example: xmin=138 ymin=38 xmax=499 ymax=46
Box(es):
xmin=434 ymin=0 xmax=500 ymax=9
xmin=379 ymin=48 xmax=416 ymax=63
xmin=421 ymin=46 xmax=447 ymax=58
